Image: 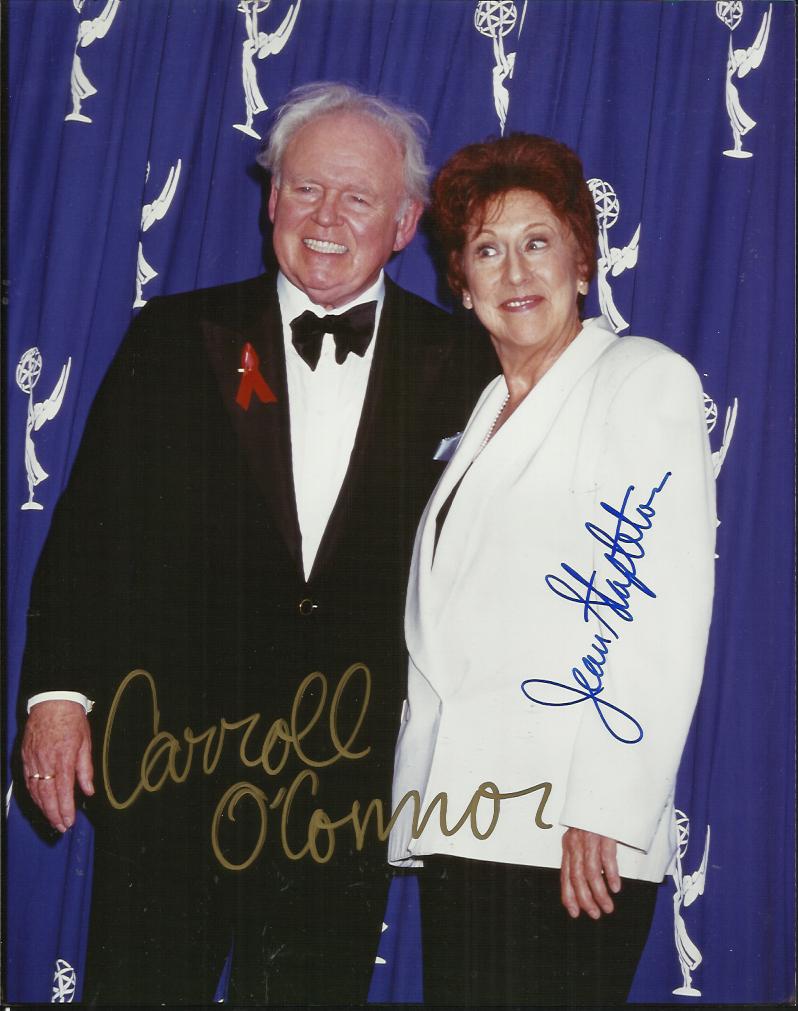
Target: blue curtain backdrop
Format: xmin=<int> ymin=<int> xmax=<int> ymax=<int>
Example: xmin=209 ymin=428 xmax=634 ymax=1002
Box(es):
xmin=4 ymin=0 xmax=794 ymax=1003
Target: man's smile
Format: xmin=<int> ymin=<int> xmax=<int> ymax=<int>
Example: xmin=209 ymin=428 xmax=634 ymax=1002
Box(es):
xmin=303 ymin=238 xmax=348 ymax=254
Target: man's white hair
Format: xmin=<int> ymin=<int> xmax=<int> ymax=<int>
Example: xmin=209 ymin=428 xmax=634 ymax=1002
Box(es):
xmin=258 ymin=81 xmax=431 ymax=210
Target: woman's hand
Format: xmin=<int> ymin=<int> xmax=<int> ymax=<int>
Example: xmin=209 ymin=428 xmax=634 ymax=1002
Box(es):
xmin=561 ymin=828 xmax=621 ymax=919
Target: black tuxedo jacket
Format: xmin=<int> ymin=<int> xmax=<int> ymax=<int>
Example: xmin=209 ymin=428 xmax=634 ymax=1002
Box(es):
xmin=19 ymin=272 xmax=495 ymax=1003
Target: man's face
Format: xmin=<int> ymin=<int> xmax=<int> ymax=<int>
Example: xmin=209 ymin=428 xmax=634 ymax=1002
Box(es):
xmin=269 ymin=112 xmax=422 ymax=308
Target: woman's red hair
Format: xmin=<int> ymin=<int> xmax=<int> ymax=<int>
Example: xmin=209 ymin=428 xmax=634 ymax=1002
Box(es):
xmin=431 ymin=133 xmax=598 ymax=296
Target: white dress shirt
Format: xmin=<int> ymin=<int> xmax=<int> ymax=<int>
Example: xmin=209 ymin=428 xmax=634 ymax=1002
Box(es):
xmin=278 ymin=271 xmax=384 ymax=580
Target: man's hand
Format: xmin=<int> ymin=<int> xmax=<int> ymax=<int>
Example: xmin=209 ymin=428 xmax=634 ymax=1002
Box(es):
xmin=561 ymin=827 xmax=621 ymax=919
xmin=21 ymin=701 xmax=94 ymax=832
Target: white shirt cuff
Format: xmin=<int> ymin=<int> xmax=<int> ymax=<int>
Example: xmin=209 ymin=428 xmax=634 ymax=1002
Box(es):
xmin=27 ymin=691 xmax=94 ymax=714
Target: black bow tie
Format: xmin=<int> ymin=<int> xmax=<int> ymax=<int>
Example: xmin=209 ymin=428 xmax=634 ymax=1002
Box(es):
xmin=290 ymin=301 xmax=377 ymax=371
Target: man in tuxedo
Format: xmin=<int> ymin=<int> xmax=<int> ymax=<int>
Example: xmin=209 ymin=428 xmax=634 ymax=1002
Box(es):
xmin=18 ymin=82 xmax=492 ymax=1003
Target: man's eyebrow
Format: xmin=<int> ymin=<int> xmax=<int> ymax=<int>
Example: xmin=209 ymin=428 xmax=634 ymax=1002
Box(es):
xmin=285 ymin=173 xmax=319 ymax=186
xmin=286 ymin=173 xmax=380 ymax=199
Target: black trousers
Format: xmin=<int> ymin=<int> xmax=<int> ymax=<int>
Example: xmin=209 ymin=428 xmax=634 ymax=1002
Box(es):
xmin=419 ymin=856 xmax=658 ymax=1006
xmin=225 ymin=855 xmax=391 ymax=1005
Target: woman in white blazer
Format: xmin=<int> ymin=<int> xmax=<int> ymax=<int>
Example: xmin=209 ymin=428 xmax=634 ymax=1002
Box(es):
xmin=388 ymin=135 xmax=716 ymax=1004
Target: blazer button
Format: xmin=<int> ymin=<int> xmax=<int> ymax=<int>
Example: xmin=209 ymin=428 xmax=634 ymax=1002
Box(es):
xmin=298 ymin=597 xmax=318 ymax=616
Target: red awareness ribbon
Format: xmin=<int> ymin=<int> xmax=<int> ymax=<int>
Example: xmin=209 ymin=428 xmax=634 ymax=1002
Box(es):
xmin=235 ymin=342 xmax=277 ymax=410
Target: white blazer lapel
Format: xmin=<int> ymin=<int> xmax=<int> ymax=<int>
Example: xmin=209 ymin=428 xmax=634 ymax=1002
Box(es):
xmin=406 ymin=375 xmax=506 ymax=654
xmin=475 ymin=318 xmax=618 ymax=481
xmin=414 ymin=376 xmax=507 ymax=570
xmin=420 ymin=321 xmax=618 ymax=601
xmin=408 ymin=320 xmax=618 ymax=668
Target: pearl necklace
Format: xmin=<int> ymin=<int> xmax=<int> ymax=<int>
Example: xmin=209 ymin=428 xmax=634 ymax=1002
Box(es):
xmin=477 ymin=391 xmax=510 ymax=454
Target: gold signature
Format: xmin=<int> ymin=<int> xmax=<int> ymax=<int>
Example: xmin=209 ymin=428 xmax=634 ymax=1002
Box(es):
xmin=103 ymin=666 xmax=553 ymax=871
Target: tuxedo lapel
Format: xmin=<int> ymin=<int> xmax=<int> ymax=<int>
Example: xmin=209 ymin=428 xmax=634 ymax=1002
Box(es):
xmin=202 ymin=275 xmax=303 ymax=574
xmin=307 ymin=286 xmax=395 ymax=578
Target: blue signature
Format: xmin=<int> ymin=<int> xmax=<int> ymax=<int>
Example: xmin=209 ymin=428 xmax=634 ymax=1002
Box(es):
xmin=521 ymin=472 xmax=671 ymax=745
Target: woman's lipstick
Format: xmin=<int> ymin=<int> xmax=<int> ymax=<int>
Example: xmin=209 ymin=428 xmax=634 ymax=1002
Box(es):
xmin=500 ymin=295 xmax=542 ymax=312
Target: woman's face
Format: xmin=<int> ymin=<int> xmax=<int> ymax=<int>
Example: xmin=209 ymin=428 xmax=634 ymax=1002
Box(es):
xmin=461 ymin=189 xmax=586 ymax=363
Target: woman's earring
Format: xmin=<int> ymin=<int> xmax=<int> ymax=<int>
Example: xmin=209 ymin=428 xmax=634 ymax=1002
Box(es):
xmin=577 ymin=280 xmax=588 ymax=295
xmin=463 ymin=292 xmax=473 ymax=309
